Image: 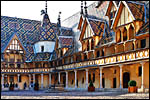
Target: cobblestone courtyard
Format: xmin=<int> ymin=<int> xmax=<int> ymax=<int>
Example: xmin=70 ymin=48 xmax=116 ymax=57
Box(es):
xmin=1 ymin=90 xmax=149 ymax=99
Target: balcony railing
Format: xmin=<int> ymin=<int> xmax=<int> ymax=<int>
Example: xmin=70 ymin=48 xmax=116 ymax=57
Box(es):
xmin=1 ymin=48 xmax=149 ymax=74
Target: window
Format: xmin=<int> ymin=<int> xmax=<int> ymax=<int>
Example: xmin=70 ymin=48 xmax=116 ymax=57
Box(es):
xmin=138 ymin=66 xmax=142 ymax=76
xmin=87 ymin=40 xmax=89 ymax=51
xmin=71 ymin=80 xmax=74 ymax=85
xmin=93 ymin=73 xmax=95 ymax=83
xmin=60 ymin=50 xmax=63 ymax=57
xmin=17 ymin=64 xmax=21 ymax=68
xmin=91 ymin=39 xmax=94 ymax=50
xmin=9 ymin=64 xmax=14 ymax=68
xmin=141 ymin=39 xmax=146 ymax=48
xmin=96 ymin=50 xmax=100 ymax=57
xmin=114 ymin=70 xmax=116 ymax=74
xmin=84 ymin=54 xmax=87 ymax=60
xmin=41 ymin=46 xmax=44 ymax=52
xmin=102 ymin=49 xmax=104 ymax=56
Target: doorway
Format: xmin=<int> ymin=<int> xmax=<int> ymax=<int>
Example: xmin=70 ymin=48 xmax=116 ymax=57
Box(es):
xmin=63 ymin=75 xmax=66 ymax=87
xmin=113 ymin=78 xmax=117 ymax=88
xmin=123 ymin=72 xmax=130 ymax=88
xmin=102 ymin=78 xmax=105 ymax=88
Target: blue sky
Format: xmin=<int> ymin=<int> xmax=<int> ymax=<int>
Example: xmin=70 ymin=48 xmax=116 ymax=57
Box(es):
xmin=1 ymin=1 xmax=95 ymax=23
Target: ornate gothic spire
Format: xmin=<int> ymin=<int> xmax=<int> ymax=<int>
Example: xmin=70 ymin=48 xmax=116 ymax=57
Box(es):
xmin=80 ymin=1 xmax=84 ymax=15
xmin=57 ymin=11 xmax=61 ymax=27
xmin=84 ymin=1 xmax=88 ymax=17
xmin=45 ymin=0 xmax=47 ymax=14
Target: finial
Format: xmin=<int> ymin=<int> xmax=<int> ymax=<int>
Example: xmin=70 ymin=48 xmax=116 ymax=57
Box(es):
xmin=80 ymin=1 xmax=83 ymax=15
xmin=57 ymin=11 xmax=61 ymax=27
xmin=45 ymin=0 xmax=47 ymax=14
xmin=84 ymin=1 xmax=88 ymax=17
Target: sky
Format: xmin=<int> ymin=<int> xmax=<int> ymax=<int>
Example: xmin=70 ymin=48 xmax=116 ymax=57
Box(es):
xmin=1 ymin=1 xmax=95 ymax=23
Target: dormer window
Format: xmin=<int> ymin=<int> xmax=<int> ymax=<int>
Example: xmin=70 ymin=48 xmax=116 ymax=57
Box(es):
xmin=41 ymin=46 xmax=44 ymax=52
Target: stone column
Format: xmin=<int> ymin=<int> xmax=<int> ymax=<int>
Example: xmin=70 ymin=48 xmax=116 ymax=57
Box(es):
xmin=17 ymin=74 xmax=20 ymax=82
xmin=66 ymin=71 xmax=68 ymax=88
xmin=85 ymin=69 xmax=89 ymax=89
xmin=29 ymin=74 xmax=31 ymax=88
xmin=49 ymin=73 xmax=51 ymax=87
xmin=119 ymin=65 xmax=123 ymax=88
xmin=58 ymin=72 xmax=61 ymax=84
xmin=141 ymin=62 xmax=145 ymax=89
xmin=2 ymin=74 xmax=4 ymax=89
xmin=99 ymin=67 xmax=103 ymax=88
xmin=33 ymin=74 xmax=35 ymax=85
xmin=41 ymin=73 xmax=43 ymax=89
xmin=74 ymin=70 xmax=77 ymax=88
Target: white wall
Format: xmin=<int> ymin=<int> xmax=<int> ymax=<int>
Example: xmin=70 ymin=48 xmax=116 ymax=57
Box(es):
xmin=34 ymin=41 xmax=55 ymax=53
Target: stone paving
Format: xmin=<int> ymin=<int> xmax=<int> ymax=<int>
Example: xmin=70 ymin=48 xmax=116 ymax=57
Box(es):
xmin=1 ymin=90 xmax=149 ymax=99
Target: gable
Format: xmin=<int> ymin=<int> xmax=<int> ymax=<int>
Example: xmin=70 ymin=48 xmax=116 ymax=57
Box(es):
xmin=106 ymin=1 xmax=117 ymax=16
xmin=111 ymin=2 xmax=135 ymax=28
xmin=83 ymin=24 xmax=93 ymax=39
xmin=77 ymin=16 xmax=84 ymax=31
xmin=117 ymin=5 xmax=134 ymax=27
xmin=4 ymin=34 xmax=25 ymax=54
xmin=79 ymin=19 xmax=88 ymax=41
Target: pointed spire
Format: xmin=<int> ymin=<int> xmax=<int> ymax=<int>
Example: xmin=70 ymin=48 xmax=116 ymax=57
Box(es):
xmin=80 ymin=1 xmax=84 ymax=15
xmin=57 ymin=11 xmax=61 ymax=27
xmin=84 ymin=1 xmax=88 ymax=17
xmin=57 ymin=11 xmax=62 ymax=35
xmin=45 ymin=0 xmax=47 ymax=14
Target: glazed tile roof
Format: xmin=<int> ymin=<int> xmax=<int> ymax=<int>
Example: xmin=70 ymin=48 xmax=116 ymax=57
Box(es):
xmin=38 ymin=14 xmax=57 ymax=42
xmin=1 ymin=16 xmax=40 ymax=62
xmin=59 ymin=37 xmax=73 ymax=48
xmin=1 ymin=16 xmax=74 ymax=62
xmin=136 ymin=22 xmax=149 ymax=36
xmin=88 ymin=18 xmax=105 ymax=36
xmin=33 ymin=52 xmax=52 ymax=61
xmin=64 ymin=47 xmax=75 ymax=57
xmin=126 ymin=1 xmax=149 ymax=22
xmin=60 ymin=27 xmax=73 ymax=36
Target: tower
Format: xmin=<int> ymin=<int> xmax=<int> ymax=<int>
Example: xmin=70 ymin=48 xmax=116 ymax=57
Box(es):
xmin=34 ymin=1 xmax=56 ymax=54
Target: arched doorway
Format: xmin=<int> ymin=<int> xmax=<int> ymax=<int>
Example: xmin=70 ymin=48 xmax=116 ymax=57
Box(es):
xmin=123 ymin=72 xmax=130 ymax=88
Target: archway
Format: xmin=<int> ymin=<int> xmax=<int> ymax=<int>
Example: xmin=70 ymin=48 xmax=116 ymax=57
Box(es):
xmin=129 ymin=25 xmax=134 ymax=40
xmin=123 ymin=72 xmax=130 ymax=88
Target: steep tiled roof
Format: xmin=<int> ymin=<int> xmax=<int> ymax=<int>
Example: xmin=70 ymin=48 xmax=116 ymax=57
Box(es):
xmin=88 ymin=18 xmax=105 ymax=36
xmin=33 ymin=52 xmax=52 ymax=61
xmin=64 ymin=47 xmax=75 ymax=57
xmin=1 ymin=16 xmax=40 ymax=62
xmin=38 ymin=13 xmax=57 ymax=42
xmin=136 ymin=22 xmax=149 ymax=36
xmin=127 ymin=1 xmax=145 ymax=20
xmin=59 ymin=37 xmax=73 ymax=48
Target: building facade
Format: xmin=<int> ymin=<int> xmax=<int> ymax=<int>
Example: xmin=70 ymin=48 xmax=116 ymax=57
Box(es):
xmin=1 ymin=1 xmax=149 ymax=92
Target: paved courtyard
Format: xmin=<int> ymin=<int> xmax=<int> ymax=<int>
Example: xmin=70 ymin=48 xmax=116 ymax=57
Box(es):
xmin=1 ymin=90 xmax=149 ymax=99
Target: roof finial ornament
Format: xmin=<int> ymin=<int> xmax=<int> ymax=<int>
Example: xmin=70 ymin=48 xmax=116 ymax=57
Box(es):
xmin=45 ymin=0 xmax=47 ymax=14
xmin=80 ymin=1 xmax=84 ymax=15
xmin=84 ymin=1 xmax=88 ymax=17
xmin=58 ymin=11 xmax=61 ymax=27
